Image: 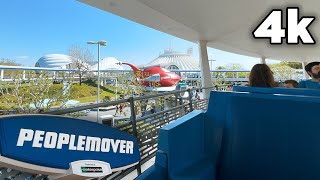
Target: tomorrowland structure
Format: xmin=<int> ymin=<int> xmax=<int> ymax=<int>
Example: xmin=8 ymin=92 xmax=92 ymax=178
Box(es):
xmin=35 ymin=49 xmax=199 ymax=72
xmin=145 ymin=48 xmax=199 ymax=71
xmin=35 ymin=54 xmax=124 ymax=71
xmin=34 ymin=49 xmax=200 ymax=91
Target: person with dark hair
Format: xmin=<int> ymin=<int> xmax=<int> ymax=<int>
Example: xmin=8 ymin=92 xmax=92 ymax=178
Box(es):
xmin=299 ymin=62 xmax=320 ymax=89
xmin=248 ymin=64 xmax=276 ymax=87
xmin=284 ymin=80 xmax=298 ymax=88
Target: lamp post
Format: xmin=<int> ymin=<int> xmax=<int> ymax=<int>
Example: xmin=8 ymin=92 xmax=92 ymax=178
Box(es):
xmin=115 ymin=77 xmax=118 ymax=100
xmin=208 ymin=59 xmax=216 ymax=71
xmin=87 ymin=40 xmax=107 ymax=123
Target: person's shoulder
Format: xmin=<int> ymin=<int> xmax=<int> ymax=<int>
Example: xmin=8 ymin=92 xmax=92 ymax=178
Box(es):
xmin=298 ymin=80 xmax=307 ymax=88
xmin=298 ymin=79 xmax=318 ymax=88
xmin=299 ymin=80 xmax=307 ymax=84
xmin=303 ymin=79 xmax=318 ymax=85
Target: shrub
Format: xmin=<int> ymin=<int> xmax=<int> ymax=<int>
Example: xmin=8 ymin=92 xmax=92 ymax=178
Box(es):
xmin=103 ymin=95 xmax=111 ymax=102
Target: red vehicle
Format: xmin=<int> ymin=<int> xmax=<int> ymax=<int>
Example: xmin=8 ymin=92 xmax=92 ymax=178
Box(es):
xmin=121 ymin=62 xmax=181 ymax=87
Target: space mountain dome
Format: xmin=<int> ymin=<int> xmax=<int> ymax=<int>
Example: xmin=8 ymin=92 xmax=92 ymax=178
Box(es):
xmin=35 ymin=54 xmax=72 ymax=69
xmin=145 ymin=48 xmax=199 ymax=70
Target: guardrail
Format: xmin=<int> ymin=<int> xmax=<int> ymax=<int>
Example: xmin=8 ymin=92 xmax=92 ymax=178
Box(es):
xmin=0 ymin=66 xmax=252 ymax=83
xmin=45 ymin=86 xmax=214 ymax=180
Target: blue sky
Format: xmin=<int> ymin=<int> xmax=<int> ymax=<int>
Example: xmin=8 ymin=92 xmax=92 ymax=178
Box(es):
xmin=0 ymin=0 xmax=278 ymax=69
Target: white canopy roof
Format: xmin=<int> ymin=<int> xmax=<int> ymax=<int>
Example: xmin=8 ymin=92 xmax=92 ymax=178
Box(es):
xmin=80 ymin=0 xmax=320 ymax=62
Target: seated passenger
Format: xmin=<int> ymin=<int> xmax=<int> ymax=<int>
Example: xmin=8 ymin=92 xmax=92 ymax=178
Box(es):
xmin=248 ymin=64 xmax=276 ymax=87
xmin=284 ymin=80 xmax=298 ymax=88
xmin=299 ymin=62 xmax=320 ymax=89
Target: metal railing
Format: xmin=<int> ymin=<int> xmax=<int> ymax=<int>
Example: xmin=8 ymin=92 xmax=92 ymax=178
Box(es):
xmin=0 ymin=65 xmax=305 ymax=83
xmin=45 ymin=86 xmax=214 ymax=179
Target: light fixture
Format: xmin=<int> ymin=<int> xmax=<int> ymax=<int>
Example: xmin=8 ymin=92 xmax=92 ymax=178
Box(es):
xmin=87 ymin=40 xmax=108 ymax=123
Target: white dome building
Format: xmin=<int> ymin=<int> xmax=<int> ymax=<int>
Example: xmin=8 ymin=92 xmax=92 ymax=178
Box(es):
xmin=145 ymin=49 xmax=199 ymax=70
xmin=35 ymin=54 xmax=72 ymax=69
xmin=91 ymin=57 xmax=124 ymax=70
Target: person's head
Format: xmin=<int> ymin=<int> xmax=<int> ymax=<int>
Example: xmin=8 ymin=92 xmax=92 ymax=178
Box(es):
xmin=305 ymin=62 xmax=320 ymax=79
xmin=284 ymin=80 xmax=298 ymax=88
xmin=249 ymin=64 xmax=275 ymax=87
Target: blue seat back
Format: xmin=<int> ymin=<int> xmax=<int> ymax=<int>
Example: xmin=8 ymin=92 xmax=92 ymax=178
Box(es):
xmin=137 ymin=90 xmax=320 ymax=180
xmin=157 ymin=111 xmax=207 ymax=178
xmin=233 ymin=86 xmax=320 ymax=96
xmin=204 ymin=91 xmax=236 ymax=163
xmin=218 ymin=92 xmax=320 ymax=180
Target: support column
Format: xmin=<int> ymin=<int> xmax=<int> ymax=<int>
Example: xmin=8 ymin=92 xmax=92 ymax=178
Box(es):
xmin=22 ymin=70 xmax=26 ymax=80
xmin=101 ymin=73 xmax=104 ymax=86
xmin=0 ymin=70 xmax=3 ymax=81
xmin=260 ymin=57 xmax=266 ymax=64
xmin=302 ymin=62 xmax=309 ymax=79
xmin=198 ymin=40 xmax=211 ymax=99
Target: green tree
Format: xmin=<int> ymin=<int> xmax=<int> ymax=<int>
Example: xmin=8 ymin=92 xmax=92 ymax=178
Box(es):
xmin=0 ymin=59 xmax=22 ymax=78
xmin=0 ymin=58 xmax=20 ymax=66
xmin=280 ymin=61 xmax=302 ymax=69
xmin=212 ymin=64 xmax=249 ymax=85
xmin=224 ymin=63 xmax=248 ymax=78
xmin=0 ymin=72 xmax=70 ymax=113
xmin=216 ymin=66 xmax=225 ymax=69
xmin=68 ymin=45 xmax=95 ymax=85
xmin=269 ymin=63 xmax=296 ymax=82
